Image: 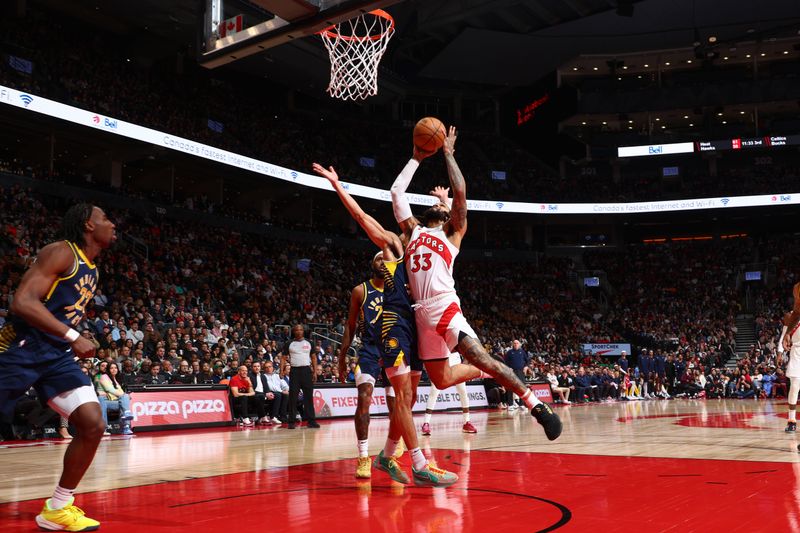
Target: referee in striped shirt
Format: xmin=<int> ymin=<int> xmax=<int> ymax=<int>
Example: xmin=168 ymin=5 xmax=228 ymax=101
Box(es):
xmin=281 ymin=324 xmax=320 ymax=429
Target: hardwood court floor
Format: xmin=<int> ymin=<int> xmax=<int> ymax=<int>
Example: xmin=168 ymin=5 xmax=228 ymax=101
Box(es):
xmin=2 ymin=398 xmax=800 ymax=532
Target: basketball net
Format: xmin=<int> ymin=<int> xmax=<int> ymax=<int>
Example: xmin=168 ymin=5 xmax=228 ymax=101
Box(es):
xmin=319 ymin=10 xmax=394 ymax=101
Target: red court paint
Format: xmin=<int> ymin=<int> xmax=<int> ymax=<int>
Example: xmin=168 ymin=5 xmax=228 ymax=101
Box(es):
xmin=2 ymin=450 xmax=799 ymax=532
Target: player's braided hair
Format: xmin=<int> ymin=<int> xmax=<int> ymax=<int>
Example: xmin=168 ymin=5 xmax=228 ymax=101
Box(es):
xmin=61 ymin=203 xmax=95 ymax=247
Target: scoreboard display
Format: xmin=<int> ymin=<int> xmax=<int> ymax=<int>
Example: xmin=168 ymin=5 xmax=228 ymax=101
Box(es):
xmin=619 ymin=135 xmax=800 ymax=158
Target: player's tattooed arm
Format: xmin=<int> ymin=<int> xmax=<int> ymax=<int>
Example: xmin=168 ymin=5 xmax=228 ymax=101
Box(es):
xmin=443 ymin=126 xmax=467 ymax=236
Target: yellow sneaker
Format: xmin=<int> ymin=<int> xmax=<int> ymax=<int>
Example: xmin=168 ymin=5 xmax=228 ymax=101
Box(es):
xmin=36 ymin=498 xmax=100 ymax=531
xmin=393 ymin=439 xmax=405 ymax=464
xmin=355 ymin=456 xmax=372 ymax=479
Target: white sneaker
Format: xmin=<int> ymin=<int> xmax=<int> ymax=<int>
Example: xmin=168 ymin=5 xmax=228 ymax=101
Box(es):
xmin=259 ymin=417 xmax=271 ymax=425
xmin=508 ymin=405 xmax=517 ymax=411
xmin=243 ymin=418 xmax=253 ymax=426
xmin=271 ymin=417 xmax=281 ymax=424
xmin=564 ymin=400 xmax=572 ymax=404
xmin=295 ymin=414 xmax=302 ymax=421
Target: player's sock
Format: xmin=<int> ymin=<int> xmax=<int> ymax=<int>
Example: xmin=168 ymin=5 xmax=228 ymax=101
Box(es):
xmin=358 ymin=439 xmax=369 ymax=458
xmin=522 ymin=389 xmax=541 ymax=409
xmin=457 ymin=382 xmax=469 ymax=421
xmin=424 ymin=411 xmax=433 ymax=424
xmin=409 ymin=447 xmax=427 ymax=470
xmin=789 ymin=407 xmax=796 ymax=423
xmin=50 ymin=485 xmax=75 ymax=510
xmin=383 ymin=438 xmax=399 ymax=458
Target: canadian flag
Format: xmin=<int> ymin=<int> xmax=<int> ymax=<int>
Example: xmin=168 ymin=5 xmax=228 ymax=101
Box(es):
xmin=218 ymin=15 xmax=243 ymax=38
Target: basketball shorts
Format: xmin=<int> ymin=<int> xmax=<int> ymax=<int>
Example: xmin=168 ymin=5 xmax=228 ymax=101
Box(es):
xmin=355 ymin=344 xmax=383 ymax=387
xmin=414 ymin=292 xmax=478 ymax=361
xmin=0 ymin=354 xmax=92 ymax=418
xmin=787 ymin=348 xmax=800 ymax=378
xmin=381 ymin=310 xmax=423 ymax=372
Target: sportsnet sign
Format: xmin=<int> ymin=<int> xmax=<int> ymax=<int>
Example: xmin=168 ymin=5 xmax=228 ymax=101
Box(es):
xmin=130 ymin=389 xmax=231 ymax=428
xmin=313 ymin=384 xmax=488 ymax=419
xmin=582 ymin=343 xmax=631 ymax=356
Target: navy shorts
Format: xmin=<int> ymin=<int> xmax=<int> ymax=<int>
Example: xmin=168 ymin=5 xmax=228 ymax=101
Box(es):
xmin=356 ymin=344 xmax=383 ymax=381
xmin=0 ymin=355 xmax=91 ymax=417
xmin=381 ymin=311 xmax=423 ymax=372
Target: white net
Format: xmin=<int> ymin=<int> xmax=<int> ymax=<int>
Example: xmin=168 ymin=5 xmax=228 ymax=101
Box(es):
xmin=319 ymin=10 xmax=394 ymax=101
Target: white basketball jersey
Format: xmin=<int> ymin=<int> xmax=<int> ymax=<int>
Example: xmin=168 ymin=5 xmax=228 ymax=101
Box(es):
xmin=405 ymin=224 xmax=459 ymax=301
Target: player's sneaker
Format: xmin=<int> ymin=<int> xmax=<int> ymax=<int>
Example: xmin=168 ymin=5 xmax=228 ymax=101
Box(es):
xmin=393 ymin=438 xmax=405 ymax=461
xmin=462 ymin=421 xmax=477 ymax=434
xmin=412 ymin=463 xmax=458 ymax=487
xmin=786 ymin=421 xmax=797 ymax=433
xmin=421 ymin=422 xmax=431 ymax=436
xmin=36 ymin=498 xmax=100 ymax=532
xmin=355 ymin=456 xmax=372 ymax=479
xmin=531 ymin=402 xmax=562 ymax=441
xmin=374 ymin=450 xmax=410 ymax=484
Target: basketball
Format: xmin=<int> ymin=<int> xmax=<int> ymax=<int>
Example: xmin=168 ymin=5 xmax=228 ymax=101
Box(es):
xmin=413 ymin=117 xmax=446 ymax=153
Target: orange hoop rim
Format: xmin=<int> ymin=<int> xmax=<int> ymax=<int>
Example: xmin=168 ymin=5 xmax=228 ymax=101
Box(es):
xmin=319 ymin=9 xmax=394 ymax=42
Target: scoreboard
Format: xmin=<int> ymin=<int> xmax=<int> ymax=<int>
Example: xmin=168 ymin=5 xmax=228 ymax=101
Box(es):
xmin=619 ymin=135 xmax=800 ymax=158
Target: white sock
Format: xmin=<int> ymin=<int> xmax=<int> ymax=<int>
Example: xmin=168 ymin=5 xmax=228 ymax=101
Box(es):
xmin=427 ymin=386 xmax=440 ymax=411
xmin=522 ymin=389 xmax=541 ymax=409
xmin=457 ymin=382 xmax=469 ymax=409
xmin=410 ymin=447 xmax=427 ymax=470
xmin=463 ymin=411 xmax=470 ymax=423
xmin=790 ymin=409 xmax=797 ymax=423
xmin=50 ymin=485 xmax=74 ymax=510
xmin=383 ymin=438 xmax=399 ymax=458
xmin=424 ymin=412 xmax=433 ymax=424
xmin=357 ymin=439 xmax=369 ymax=458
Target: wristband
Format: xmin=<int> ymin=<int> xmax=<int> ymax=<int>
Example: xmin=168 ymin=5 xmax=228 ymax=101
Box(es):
xmin=64 ymin=328 xmax=80 ymax=343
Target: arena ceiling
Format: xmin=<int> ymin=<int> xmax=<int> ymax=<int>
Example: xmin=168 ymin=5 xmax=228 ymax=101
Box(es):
xmin=35 ymin=0 xmax=800 ymax=97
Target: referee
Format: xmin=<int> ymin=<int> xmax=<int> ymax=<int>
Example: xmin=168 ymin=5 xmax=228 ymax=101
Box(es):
xmin=281 ymin=324 xmax=320 ymax=429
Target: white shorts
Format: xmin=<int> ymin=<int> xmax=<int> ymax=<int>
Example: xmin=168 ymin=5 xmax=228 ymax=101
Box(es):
xmin=48 ymin=385 xmax=99 ymax=419
xmin=414 ymin=293 xmax=478 ymax=361
xmin=787 ymin=348 xmax=800 ymax=378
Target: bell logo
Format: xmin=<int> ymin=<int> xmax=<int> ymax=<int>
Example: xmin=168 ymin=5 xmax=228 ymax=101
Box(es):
xmin=648 ymin=145 xmax=663 ymax=154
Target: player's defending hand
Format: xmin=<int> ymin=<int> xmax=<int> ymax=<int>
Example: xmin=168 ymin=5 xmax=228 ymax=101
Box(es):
xmin=71 ymin=335 xmax=97 ymax=359
xmin=312 ymin=163 xmax=339 ymax=183
xmin=443 ymin=125 xmax=457 ymax=156
xmin=430 ymin=186 xmax=450 ymax=204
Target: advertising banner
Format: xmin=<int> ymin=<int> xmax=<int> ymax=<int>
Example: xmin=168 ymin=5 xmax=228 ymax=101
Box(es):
xmin=581 ymin=343 xmax=631 ymax=356
xmin=527 ymin=382 xmax=554 ymax=404
xmin=130 ymin=389 xmax=232 ymax=428
xmin=312 ymin=384 xmax=488 ymax=418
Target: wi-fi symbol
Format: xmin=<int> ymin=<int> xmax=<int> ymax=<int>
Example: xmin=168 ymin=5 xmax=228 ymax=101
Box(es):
xmin=496 ymin=202 xmax=504 ymax=209
xmin=19 ymin=94 xmax=33 ymax=107
xmin=720 ymin=198 xmax=730 ymax=206
xmin=290 ymin=171 xmax=298 ymax=180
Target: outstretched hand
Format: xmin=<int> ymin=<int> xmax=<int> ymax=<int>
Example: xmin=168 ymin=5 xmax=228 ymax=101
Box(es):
xmin=430 ymin=186 xmax=450 ymax=204
xmin=413 ymin=145 xmax=436 ymax=162
xmin=312 ymin=163 xmax=339 ymax=183
xmin=443 ymin=125 xmax=457 ymax=156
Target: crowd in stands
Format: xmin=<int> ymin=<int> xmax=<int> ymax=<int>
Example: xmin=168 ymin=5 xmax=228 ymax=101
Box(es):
xmin=2 ymin=176 xmax=798 ymax=440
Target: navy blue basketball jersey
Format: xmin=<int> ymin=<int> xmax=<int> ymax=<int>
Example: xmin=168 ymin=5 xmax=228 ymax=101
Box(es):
xmin=0 ymin=241 xmax=98 ymax=362
xmin=358 ymin=280 xmax=383 ymax=348
xmin=380 ymin=256 xmax=413 ymax=317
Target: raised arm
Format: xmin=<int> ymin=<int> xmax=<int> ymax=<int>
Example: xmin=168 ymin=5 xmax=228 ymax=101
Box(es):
xmin=442 ymin=126 xmax=467 ymax=240
xmin=313 ymin=163 xmax=403 ymax=256
xmin=391 ymin=147 xmax=436 ymax=238
xmin=338 ymin=284 xmax=363 ymax=382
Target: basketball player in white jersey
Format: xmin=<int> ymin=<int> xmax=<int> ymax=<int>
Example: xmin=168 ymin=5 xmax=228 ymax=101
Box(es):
xmin=391 ymin=125 xmax=562 ymax=440
xmin=781 ymin=282 xmax=800 ymax=432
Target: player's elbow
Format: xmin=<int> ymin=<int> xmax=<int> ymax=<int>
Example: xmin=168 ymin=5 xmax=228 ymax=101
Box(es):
xmin=9 ymin=296 xmax=30 ymax=319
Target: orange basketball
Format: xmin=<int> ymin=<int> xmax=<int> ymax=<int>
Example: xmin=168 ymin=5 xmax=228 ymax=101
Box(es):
xmin=413 ymin=117 xmax=446 ymax=153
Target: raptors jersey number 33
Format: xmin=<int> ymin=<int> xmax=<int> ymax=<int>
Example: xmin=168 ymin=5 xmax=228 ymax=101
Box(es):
xmin=405 ymin=224 xmax=459 ymax=302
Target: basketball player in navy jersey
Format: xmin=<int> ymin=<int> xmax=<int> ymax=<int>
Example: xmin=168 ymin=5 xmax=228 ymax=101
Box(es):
xmin=339 ymin=252 xmax=401 ymax=478
xmin=314 ymin=162 xmax=458 ymax=487
xmin=390 ymin=126 xmax=561 ymax=441
xmin=0 ymin=204 xmax=115 ymax=531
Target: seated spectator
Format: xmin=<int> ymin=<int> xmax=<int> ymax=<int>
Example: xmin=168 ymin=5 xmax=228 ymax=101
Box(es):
xmin=172 ymin=361 xmax=195 ymax=384
xmin=143 ymin=362 xmax=167 ymax=385
xmin=249 ymin=362 xmax=274 ymax=425
xmin=96 ymin=362 xmax=133 ymax=435
xmin=264 ymin=361 xmax=289 ymax=423
xmin=196 ymin=362 xmax=214 ymax=384
xmin=229 ymin=365 xmax=255 ymax=425
xmin=546 ymin=367 xmax=570 ymax=404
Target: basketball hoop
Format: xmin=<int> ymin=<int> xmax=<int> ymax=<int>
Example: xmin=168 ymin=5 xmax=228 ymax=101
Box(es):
xmin=319 ymin=9 xmax=394 ymax=101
